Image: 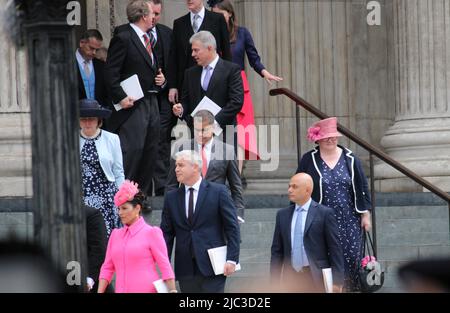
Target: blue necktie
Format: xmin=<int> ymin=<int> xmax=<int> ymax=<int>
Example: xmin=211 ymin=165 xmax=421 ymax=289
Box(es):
xmin=292 ymin=208 xmax=305 ymax=272
xmin=202 ymin=66 xmax=212 ymax=91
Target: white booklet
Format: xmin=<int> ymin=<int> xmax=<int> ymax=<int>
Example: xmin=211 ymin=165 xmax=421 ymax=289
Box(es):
xmin=322 ymin=268 xmax=333 ymax=293
xmin=153 ymin=279 xmax=168 ymax=293
xmin=120 ymin=74 xmax=144 ymax=101
xmin=207 ymin=245 xmax=241 ymax=275
xmin=190 ymin=96 xmax=223 ymax=136
xmin=113 ymin=74 xmax=145 ymax=111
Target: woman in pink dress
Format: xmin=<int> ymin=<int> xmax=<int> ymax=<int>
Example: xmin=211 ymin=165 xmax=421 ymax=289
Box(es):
xmin=98 ymin=180 xmax=176 ymax=293
xmin=209 ymin=0 xmax=283 ymax=172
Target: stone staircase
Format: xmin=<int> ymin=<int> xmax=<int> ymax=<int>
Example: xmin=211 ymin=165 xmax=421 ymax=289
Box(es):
xmin=146 ymin=193 xmax=450 ymax=293
xmin=1 ymin=193 xmax=449 ymax=292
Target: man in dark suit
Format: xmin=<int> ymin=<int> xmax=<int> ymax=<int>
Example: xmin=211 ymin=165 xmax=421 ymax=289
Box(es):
xmin=148 ymin=0 xmax=176 ymax=196
xmin=85 ymin=205 xmax=108 ymax=293
xmin=165 ymin=110 xmax=244 ymax=221
xmin=172 ymin=30 xmax=243 ymax=141
xmin=270 ymin=173 xmax=344 ymax=292
xmin=76 ymin=29 xmax=108 ymax=107
xmin=105 ymin=0 xmax=166 ymax=196
xmin=160 ymin=149 xmax=240 ymax=293
xmin=167 ymin=0 xmax=231 ymax=104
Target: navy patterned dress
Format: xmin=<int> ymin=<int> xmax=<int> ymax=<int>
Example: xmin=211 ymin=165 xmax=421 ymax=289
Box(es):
xmin=320 ymin=153 xmax=362 ymax=291
xmin=81 ymin=132 xmax=120 ymax=236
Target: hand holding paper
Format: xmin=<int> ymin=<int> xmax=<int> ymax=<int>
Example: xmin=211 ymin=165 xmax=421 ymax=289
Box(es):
xmin=120 ymin=74 xmax=144 ymax=101
xmin=207 ymin=246 xmax=241 ymax=276
xmin=223 ymin=262 xmax=236 ymax=277
xmin=191 ymin=96 xmax=223 ymax=136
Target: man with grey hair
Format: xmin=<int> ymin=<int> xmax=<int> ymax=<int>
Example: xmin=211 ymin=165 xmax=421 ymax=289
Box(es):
xmin=105 ymin=0 xmax=165 ymax=196
xmin=161 ymin=149 xmax=240 ymax=293
xmin=167 ymin=0 xmax=231 ymax=105
xmin=166 ymin=109 xmax=245 ymax=221
xmin=172 ymin=30 xmax=243 ymax=143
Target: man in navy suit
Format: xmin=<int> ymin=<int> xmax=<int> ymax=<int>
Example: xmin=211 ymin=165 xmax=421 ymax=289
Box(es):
xmin=172 ymin=30 xmax=243 ymax=139
xmin=270 ymin=173 xmax=344 ymax=292
xmin=167 ymin=0 xmax=231 ymax=105
xmin=160 ymin=150 xmax=240 ymax=293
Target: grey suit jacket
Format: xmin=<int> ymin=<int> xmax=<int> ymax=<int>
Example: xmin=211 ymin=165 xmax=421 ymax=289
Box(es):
xmin=165 ymin=137 xmax=244 ymax=212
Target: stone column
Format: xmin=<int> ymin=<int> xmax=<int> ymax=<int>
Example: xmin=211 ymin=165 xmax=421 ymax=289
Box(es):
xmin=0 ymin=7 xmax=32 ymax=198
xmin=376 ymin=0 xmax=450 ymax=192
xmin=235 ymin=0 xmax=394 ymax=193
xmin=18 ymin=0 xmax=87 ymax=288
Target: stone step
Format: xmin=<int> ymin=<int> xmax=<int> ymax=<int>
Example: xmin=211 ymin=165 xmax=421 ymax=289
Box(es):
xmin=0 ymin=142 xmax=32 ymax=156
xmin=240 ymin=233 xmax=275 ymax=249
xmin=239 ymin=248 xmax=271 ymax=263
xmin=0 ymin=177 xmax=32 ymax=197
xmin=377 ymin=232 xmax=450 ymax=246
xmin=375 ymin=206 xmax=448 ymax=219
xmin=241 ymin=208 xmax=279 ymax=222
xmin=376 ymin=217 xmax=448 ymax=234
xmin=225 ymin=275 xmax=272 ymax=293
xmin=0 ymin=156 xmax=31 ymax=176
xmin=379 ymin=244 xmax=450 ymax=260
xmin=233 ymin=262 xmax=270 ymax=277
xmin=240 ymin=221 xmax=276 ymax=236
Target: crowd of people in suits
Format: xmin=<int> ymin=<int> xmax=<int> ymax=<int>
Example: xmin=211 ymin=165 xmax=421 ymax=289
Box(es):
xmin=76 ymin=0 xmax=374 ymax=293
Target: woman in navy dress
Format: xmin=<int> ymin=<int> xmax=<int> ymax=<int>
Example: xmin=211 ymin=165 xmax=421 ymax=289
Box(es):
xmin=79 ymin=99 xmax=125 ymax=236
xmin=209 ymin=0 xmax=283 ymax=172
xmin=297 ymin=117 xmax=372 ymax=292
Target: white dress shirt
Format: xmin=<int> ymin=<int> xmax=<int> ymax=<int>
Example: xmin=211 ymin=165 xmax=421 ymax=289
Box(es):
xmin=149 ymin=27 xmax=157 ymax=43
xmin=76 ymin=49 xmax=93 ymax=74
xmin=190 ymin=6 xmax=205 ymax=30
xmin=129 ymin=23 xmax=155 ymax=64
xmin=184 ymin=178 xmax=202 ymax=218
xmin=291 ymin=198 xmax=312 ymax=267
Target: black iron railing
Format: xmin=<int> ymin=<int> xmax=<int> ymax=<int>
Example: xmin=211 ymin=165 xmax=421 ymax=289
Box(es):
xmin=270 ymin=87 xmax=450 ymax=253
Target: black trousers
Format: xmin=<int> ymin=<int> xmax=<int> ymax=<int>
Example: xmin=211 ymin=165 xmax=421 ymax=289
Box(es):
xmin=178 ymin=258 xmax=226 ymax=293
xmin=118 ymin=94 xmax=160 ymax=196
xmin=151 ymin=93 xmax=177 ymax=196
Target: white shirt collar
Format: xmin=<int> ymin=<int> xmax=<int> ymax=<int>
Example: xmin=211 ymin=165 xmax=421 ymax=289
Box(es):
xmin=198 ymin=136 xmax=213 ymax=150
xmin=206 ymin=55 xmax=219 ymax=70
xmin=130 ymin=22 xmax=147 ymax=40
xmin=76 ymin=49 xmax=90 ymax=66
xmin=191 ymin=6 xmax=205 ymax=21
xmin=185 ymin=177 xmax=202 ymax=192
xmin=296 ymin=198 xmax=312 ymax=212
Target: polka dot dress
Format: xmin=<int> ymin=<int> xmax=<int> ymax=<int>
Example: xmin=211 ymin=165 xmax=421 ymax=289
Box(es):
xmin=81 ymin=132 xmax=120 ymax=236
xmin=320 ymin=153 xmax=362 ymax=292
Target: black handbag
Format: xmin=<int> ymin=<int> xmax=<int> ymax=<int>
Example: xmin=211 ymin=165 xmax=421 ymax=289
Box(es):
xmin=357 ymin=230 xmax=385 ymax=292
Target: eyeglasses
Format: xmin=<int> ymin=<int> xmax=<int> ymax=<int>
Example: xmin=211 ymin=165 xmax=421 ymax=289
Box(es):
xmin=321 ymin=137 xmax=338 ymax=142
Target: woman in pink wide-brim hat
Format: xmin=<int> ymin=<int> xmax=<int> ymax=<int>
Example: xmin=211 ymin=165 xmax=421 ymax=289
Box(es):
xmin=297 ymin=117 xmax=372 ymax=292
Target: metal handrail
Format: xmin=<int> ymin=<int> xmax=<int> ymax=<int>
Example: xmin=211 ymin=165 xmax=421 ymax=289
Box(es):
xmin=270 ymin=87 xmax=450 ymax=252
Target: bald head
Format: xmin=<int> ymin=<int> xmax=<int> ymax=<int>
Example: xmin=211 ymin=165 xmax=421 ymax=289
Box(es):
xmin=288 ymin=173 xmax=314 ymax=205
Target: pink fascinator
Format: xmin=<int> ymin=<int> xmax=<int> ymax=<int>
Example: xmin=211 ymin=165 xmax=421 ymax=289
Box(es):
xmin=114 ymin=180 xmax=139 ymax=207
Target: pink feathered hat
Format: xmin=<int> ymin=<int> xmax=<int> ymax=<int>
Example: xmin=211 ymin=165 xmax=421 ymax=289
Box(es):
xmin=114 ymin=180 xmax=139 ymax=207
xmin=306 ymin=117 xmax=342 ymax=142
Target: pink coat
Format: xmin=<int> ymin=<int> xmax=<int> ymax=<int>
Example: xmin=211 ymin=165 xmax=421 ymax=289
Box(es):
xmin=99 ymin=217 xmax=175 ymax=293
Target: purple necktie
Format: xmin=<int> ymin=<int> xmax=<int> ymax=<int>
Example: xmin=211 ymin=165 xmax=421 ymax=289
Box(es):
xmin=202 ymin=66 xmax=212 ymax=91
